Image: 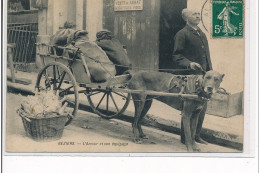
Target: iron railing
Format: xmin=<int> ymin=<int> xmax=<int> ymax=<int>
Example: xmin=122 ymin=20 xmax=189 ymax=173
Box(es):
xmin=7 ymin=23 xmax=38 ymax=71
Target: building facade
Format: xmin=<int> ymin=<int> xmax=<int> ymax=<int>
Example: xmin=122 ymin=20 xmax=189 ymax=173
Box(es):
xmin=37 ymin=0 xmax=187 ymax=71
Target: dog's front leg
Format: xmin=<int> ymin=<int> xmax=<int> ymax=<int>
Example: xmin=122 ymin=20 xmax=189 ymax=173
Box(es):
xmin=190 ymin=108 xmax=201 ymax=152
xmin=182 ymin=116 xmax=193 ymax=152
xmin=195 ymin=103 xmax=208 ymax=145
xmin=182 ymin=100 xmax=195 ymax=152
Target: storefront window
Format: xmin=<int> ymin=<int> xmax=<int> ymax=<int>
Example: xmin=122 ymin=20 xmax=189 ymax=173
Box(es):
xmin=8 ymin=0 xmax=32 ymax=12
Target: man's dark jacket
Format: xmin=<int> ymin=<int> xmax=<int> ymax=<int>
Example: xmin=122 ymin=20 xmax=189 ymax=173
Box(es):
xmin=172 ymin=25 xmax=212 ymax=71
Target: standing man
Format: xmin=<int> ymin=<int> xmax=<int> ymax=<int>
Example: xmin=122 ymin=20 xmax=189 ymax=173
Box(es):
xmin=172 ymin=8 xmax=213 ymax=144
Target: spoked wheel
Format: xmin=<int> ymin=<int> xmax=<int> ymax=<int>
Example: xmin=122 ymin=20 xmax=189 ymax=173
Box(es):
xmin=86 ymin=88 xmax=130 ymax=119
xmin=35 ymin=62 xmax=79 ymax=126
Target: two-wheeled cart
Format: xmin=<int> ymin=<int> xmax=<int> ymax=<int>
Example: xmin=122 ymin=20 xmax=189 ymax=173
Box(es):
xmin=36 ymin=43 xmax=202 ymax=126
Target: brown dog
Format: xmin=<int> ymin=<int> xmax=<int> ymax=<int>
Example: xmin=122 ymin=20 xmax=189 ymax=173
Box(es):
xmin=127 ymin=70 xmax=224 ymax=152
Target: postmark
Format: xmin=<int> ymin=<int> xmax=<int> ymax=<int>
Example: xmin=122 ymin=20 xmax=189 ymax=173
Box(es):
xmin=201 ymin=0 xmax=211 ymax=33
xmin=212 ymin=0 xmax=244 ymax=38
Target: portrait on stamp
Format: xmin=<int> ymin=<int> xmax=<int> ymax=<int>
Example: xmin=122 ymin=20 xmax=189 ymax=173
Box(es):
xmin=212 ymin=0 xmax=243 ymax=38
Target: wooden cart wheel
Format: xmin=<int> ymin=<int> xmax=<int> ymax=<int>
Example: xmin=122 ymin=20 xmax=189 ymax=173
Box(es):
xmin=86 ymin=88 xmax=130 ymax=119
xmin=35 ymin=62 xmax=79 ymax=126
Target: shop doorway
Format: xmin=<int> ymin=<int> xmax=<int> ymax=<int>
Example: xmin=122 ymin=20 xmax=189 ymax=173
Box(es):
xmin=159 ymin=0 xmax=187 ymax=71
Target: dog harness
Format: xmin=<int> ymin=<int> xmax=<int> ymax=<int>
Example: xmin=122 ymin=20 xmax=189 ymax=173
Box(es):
xmin=167 ymin=75 xmax=210 ymax=101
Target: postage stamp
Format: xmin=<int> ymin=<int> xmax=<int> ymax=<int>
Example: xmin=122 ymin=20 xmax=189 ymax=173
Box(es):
xmin=212 ymin=0 xmax=244 ymax=38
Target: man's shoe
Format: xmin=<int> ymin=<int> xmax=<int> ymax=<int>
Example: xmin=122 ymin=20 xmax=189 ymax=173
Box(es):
xmin=181 ymin=136 xmax=185 ymax=144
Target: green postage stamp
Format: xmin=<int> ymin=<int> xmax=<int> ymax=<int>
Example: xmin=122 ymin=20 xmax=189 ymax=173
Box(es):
xmin=212 ymin=0 xmax=244 ymax=38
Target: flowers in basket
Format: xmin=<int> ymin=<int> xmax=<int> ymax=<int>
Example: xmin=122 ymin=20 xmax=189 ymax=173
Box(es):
xmin=17 ymin=92 xmax=69 ymax=141
xmin=19 ymin=91 xmax=68 ymax=117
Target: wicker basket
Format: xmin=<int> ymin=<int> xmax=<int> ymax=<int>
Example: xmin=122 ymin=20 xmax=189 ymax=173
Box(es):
xmin=17 ymin=109 xmax=67 ymax=142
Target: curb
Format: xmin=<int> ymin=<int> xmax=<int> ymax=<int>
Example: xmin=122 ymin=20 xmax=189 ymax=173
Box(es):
xmin=7 ymin=83 xmax=243 ymax=151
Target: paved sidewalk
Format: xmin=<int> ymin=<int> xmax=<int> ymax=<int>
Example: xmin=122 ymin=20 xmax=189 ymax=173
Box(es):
xmin=6 ymin=69 xmax=244 ymax=150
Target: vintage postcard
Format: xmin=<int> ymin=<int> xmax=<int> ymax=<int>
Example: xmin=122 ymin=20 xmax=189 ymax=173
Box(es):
xmin=4 ymin=0 xmax=248 ymax=154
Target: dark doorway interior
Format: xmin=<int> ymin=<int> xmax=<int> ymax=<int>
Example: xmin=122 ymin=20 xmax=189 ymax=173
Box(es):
xmin=159 ymin=0 xmax=187 ymax=71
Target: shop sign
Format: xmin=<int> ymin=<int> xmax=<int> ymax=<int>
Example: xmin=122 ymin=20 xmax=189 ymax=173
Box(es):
xmin=114 ymin=0 xmax=143 ymax=11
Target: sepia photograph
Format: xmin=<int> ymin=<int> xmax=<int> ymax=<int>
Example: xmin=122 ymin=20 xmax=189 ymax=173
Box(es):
xmin=4 ymin=0 xmax=246 ymax=154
